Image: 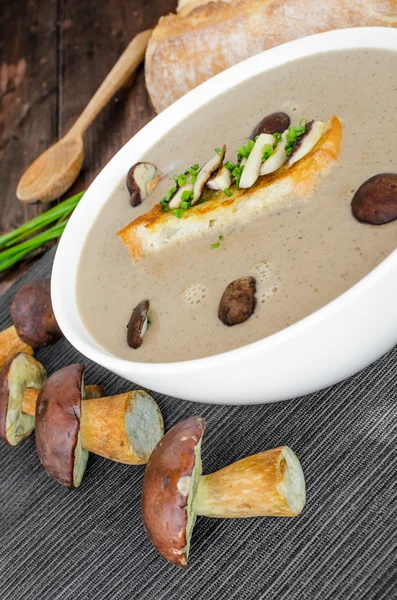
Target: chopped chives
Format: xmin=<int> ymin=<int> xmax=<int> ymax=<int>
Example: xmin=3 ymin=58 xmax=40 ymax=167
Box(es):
xmin=172 ymin=208 xmax=185 ymax=218
xmin=224 ymin=188 xmax=232 ymax=197
xmin=214 ymin=148 xmax=221 ymax=154
xmin=211 ymin=242 xmax=220 ymax=249
xmin=181 ymin=190 xmax=193 ymax=201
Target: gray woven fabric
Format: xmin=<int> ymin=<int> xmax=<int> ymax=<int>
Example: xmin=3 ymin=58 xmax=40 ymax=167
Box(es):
xmin=0 ymin=247 xmax=396 ymax=600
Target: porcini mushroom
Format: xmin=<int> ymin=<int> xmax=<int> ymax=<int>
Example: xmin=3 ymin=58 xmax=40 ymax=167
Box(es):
xmin=142 ymin=417 xmax=306 ymax=567
xmin=191 ymin=146 xmax=226 ymax=205
xmin=127 ymin=300 xmax=150 ymax=349
xmin=0 ymin=353 xmax=46 ymax=446
xmin=218 ymin=277 xmax=256 ymax=326
xmin=250 ymin=111 xmax=291 ymax=139
xmin=351 ymin=173 xmax=397 ymax=225
xmin=0 ymin=279 xmax=63 ymax=370
xmin=0 ymin=354 xmax=103 ymax=447
xmin=239 ymin=134 xmax=275 ymax=189
xmin=206 ymin=166 xmax=232 ymax=191
xmin=260 ymin=130 xmax=288 ymax=176
xmin=127 ymin=162 xmax=159 ymax=207
xmin=35 ymin=363 xmax=164 ymax=488
xmin=287 ymin=120 xmax=324 ymax=166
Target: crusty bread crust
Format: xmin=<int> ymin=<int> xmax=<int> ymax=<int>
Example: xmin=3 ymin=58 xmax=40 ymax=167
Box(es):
xmin=146 ymin=0 xmax=397 ymax=113
xmin=118 ymin=116 xmax=343 ymax=262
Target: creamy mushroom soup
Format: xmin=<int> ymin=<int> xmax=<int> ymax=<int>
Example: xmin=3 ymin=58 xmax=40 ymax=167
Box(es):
xmin=77 ymin=48 xmax=397 ymax=363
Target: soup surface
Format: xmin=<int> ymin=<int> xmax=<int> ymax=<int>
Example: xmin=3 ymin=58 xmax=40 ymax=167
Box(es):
xmin=77 ymin=48 xmax=397 ymax=363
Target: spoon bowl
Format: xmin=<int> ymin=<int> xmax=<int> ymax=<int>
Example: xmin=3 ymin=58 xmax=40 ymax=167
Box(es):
xmin=16 ymin=135 xmax=84 ymax=203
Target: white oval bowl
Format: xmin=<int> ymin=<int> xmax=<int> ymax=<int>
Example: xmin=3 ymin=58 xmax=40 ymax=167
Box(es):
xmin=52 ymin=27 xmax=397 ymax=405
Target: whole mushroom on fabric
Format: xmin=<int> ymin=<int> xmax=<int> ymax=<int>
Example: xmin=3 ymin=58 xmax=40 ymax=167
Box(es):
xmin=142 ymin=417 xmax=306 ymax=567
xmin=0 ymin=279 xmax=63 ymax=370
xmin=0 ymin=355 xmax=164 ymax=488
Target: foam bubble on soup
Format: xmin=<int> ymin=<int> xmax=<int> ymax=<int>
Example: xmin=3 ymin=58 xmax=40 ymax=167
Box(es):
xmin=183 ymin=283 xmax=208 ymax=306
xmin=252 ymin=261 xmax=281 ymax=304
xmin=252 ymin=260 xmax=272 ymax=283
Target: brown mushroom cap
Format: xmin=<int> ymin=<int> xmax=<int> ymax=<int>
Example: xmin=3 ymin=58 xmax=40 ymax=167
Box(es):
xmin=127 ymin=300 xmax=150 ymax=349
xmin=142 ymin=417 xmax=206 ymax=568
xmin=10 ymin=279 xmax=63 ymax=348
xmin=218 ymin=277 xmax=256 ymax=326
xmin=351 ymin=173 xmax=397 ymax=225
xmin=0 ymin=353 xmax=46 ymax=446
xmin=35 ymin=364 xmax=88 ymax=488
xmin=250 ymin=111 xmax=290 ymax=139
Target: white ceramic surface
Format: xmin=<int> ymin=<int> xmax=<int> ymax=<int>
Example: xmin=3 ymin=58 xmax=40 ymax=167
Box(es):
xmin=52 ymin=27 xmax=397 ymax=405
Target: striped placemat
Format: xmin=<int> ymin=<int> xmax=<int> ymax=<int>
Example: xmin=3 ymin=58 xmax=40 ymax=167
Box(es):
xmin=0 ymin=247 xmax=396 ymax=599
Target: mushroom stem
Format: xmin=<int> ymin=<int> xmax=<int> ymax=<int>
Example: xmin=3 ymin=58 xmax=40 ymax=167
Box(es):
xmin=0 ymin=325 xmax=33 ymax=370
xmin=21 ymin=387 xmax=39 ymax=416
xmin=21 ymin=384 xmax=103 ymax=416
xmin=80 ymin=391 xmax=163 ymax=464
xmin=193 ymin=447 xmax=306 ymax=518
xmin=21 ymin=388 xmax=162 ymax=465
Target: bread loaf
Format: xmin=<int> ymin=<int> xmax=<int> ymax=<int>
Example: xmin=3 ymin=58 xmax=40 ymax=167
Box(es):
xmin=145 ymin=0 xmax=397 ymax=113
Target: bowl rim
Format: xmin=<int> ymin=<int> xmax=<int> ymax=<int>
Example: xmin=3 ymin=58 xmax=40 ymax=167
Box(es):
xmin=52 ymin=26 xmax=397 ymax=375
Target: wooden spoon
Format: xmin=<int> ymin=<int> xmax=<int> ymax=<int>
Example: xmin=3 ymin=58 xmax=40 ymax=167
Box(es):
xmin=16 ymin=29 xmax=152 ymax=203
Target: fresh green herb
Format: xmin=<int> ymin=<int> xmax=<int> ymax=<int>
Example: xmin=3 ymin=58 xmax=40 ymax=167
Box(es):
xmin=237 ymin=140 xmax=255 ymax=160
xmin=190 ymin=175 xmax=197 ymax=184
xmin=193 ymin=164 xmax=199 ymax=170
xmin=232 ymin=165 xmax=244 ymax=188
xmin=180 ymin=201 xmax=191 ymax=209
xmin=254 ymin=135 xmax=259 ymax=142
xmin=273 ymin=132 xmax=282 ymax=144
xmin=211 ymin=242 xmax=220 ymax=249
xmin=172 ymin=208 xmax=185 ymax=219
xmin=166 ymin=187 xmax=177 ymax=201
xmin=177 ymin=174 xmax=188 ymax=186
xmin=0 ymin=191 xmax=84 ymax=252
xmin=0 ymin=191 xmax=86 ymax=273
xmin=160 ymin=186 xmax=178 ymax=211
xmin=225 ymin=161 xmax=236 ymax=172
xmin=224 ymin=188 xmax=232 ymax=197
xmin=181 ymin=190 xmax=193 ymax=201
xmin=214 ymin=148 xmax=221 ymax=155
xmin=262 ymin=144 xmax=274 ymax=161
xmin=285 ymin=122 xmax=307 ymax=157
xmin=219 ymin=235 xmax=224 ymax=241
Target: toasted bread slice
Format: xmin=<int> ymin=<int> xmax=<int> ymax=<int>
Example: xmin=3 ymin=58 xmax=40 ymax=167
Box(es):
xmin=118 ymin=116 xmax=343 ymax=262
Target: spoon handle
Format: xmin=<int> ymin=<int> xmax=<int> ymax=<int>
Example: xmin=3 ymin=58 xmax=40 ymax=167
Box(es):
xmin=68 ymin=29 xmax=152 ymax=137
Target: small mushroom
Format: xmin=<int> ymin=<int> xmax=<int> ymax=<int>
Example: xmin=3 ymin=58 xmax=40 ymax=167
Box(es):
xmin=127 ymin=162 xmax=159 ymax=207
xmin=142 ymin=417 xmax=306 ymax=567
xmin=35 ymin=363 xmax=164 ymax=488
xmin=127 ymin=300 xmax=150 ymax=349
xmin=250 ymin=111 xmax=291 ymax=139
xmin=351 ymin=173 xmax=397 ymax=225
xmin=260 ymin=130 xmax=288 ymax=176
xmin=0 ymin=353 xmax=46 ymax=446
xmin=0 ymin=279 xmax=63 ymax=372
xmin=239 ymin=133 xmax=275 ymax=189
xmin=10 ymin=278 xmax=63 ymax=348
xmin=168 ymin=182 xmax=194 ymax=209
xmin=191 ymin=146 xmax=226 ymax=205
xmin=287 ymin=120 xmax=324 ymax=166
xmin=206 ymin=165 xmax=232 ymax=191
xmin=218 ymin=277 xmax=256 ymax=326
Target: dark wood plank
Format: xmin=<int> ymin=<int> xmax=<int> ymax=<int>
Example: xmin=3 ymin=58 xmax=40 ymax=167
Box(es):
xmin=0 ymin=0 xmax=59 ymax=293
xmin=60 ymin=0 xmax=177 ymax=195
xmin=0 ymin=0 xmax=177 ymax=296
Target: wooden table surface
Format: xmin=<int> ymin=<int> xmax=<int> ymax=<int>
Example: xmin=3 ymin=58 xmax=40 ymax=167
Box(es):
xmin=0 ymin=0 xmax=177 ymax=295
